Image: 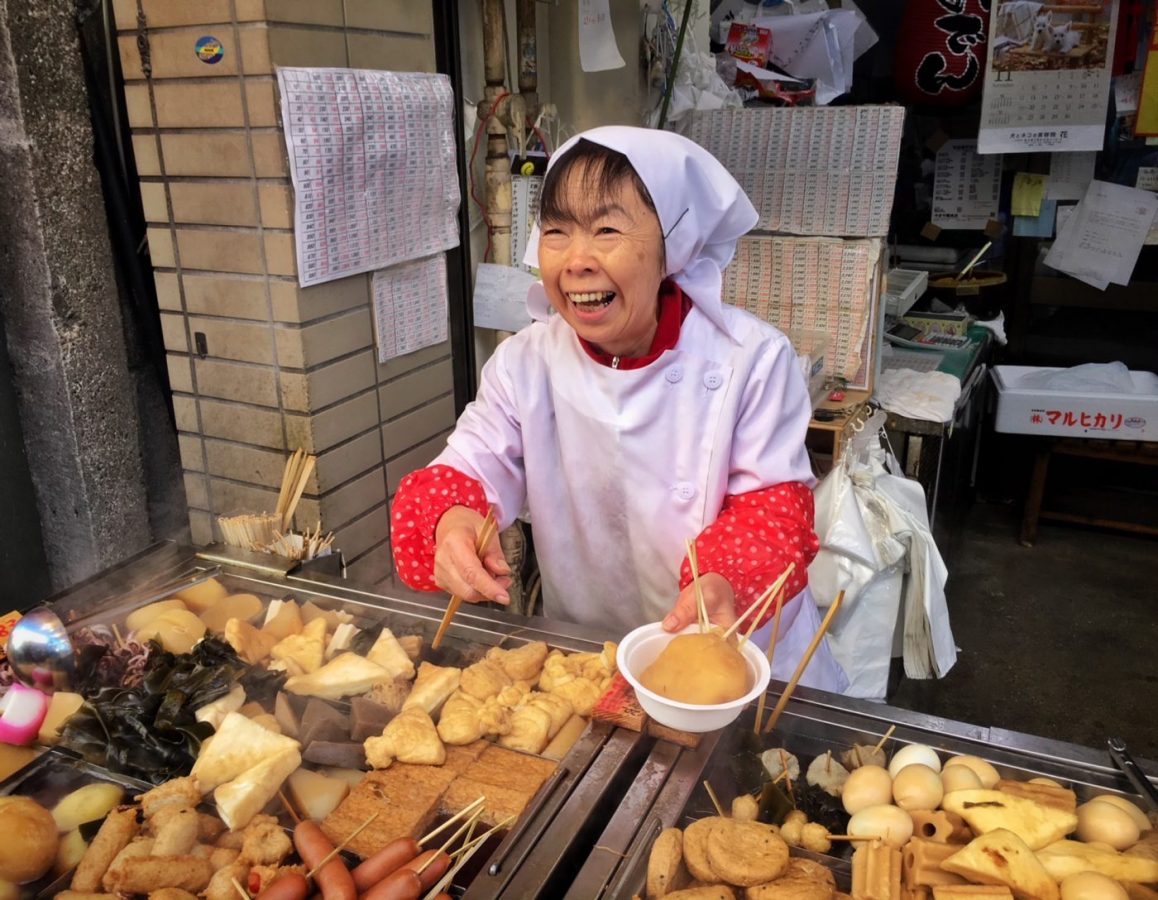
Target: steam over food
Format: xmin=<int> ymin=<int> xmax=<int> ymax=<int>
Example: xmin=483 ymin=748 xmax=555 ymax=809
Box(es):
xmin=639 ymin=632 xmax=750 ymax=705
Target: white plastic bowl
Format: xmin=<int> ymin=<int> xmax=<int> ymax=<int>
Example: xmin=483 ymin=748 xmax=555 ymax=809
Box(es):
xmin=618 ymin=622 xmax=771 ymax=733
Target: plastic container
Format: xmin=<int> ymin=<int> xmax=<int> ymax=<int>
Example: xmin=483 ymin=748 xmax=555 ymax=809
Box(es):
xmin=992 ymin=365 xmax=1158 ymax=441
xmin=618 ymin=623 xmax=771 ymax=733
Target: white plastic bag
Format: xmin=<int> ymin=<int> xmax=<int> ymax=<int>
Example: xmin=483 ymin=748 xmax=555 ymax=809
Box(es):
xmin=808 ymin=424 xmax=905 ymax=699
xmin=808 ymin=417 xmax=956 ymax=698
xmin=1019 ymin=361 xmax=1138 ymax=394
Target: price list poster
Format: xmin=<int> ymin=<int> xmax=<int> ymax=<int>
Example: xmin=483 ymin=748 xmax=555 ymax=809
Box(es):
xmin=932 ymin=139 xmax=1001 ymax=230
xmin=722 ymin=236 xmax=881 ymax=389
xmin=277 ymin=68 xmax=461 ymax=287
xmin=979 ymin=1 xmax=1120 ymax=154
xmin=686 ymin=106 xmax=906 ymax=237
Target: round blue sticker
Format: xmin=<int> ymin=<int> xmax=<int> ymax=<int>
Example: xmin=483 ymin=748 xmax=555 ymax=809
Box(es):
xmin=195 ymin=36 xmax=224 ymax=64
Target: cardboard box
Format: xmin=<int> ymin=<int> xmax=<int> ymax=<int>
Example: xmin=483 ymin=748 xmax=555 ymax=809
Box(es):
xmin=992 ymin=366 xmax=1158 ymax=442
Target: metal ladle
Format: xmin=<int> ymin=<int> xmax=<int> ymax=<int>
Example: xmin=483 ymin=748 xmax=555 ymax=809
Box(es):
xmin=6 ymin=607 xmax=76 ymax=692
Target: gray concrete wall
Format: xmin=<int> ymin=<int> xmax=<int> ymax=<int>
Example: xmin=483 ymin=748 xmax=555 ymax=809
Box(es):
xmin=0 ymin=0 xmax=154 ymax=590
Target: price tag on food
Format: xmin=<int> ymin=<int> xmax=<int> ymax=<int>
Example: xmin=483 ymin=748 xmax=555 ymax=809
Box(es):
xmin=0 ymin=610 xmax=22 ymax=661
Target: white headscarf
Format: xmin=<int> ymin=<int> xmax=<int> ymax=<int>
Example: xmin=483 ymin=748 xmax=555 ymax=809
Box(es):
xmin=522 ymin=125 xmax=758 ymax=342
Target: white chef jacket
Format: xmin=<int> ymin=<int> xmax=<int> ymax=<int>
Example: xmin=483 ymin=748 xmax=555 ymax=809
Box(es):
xmin=434 ymin=298 xmax=848 ymax=693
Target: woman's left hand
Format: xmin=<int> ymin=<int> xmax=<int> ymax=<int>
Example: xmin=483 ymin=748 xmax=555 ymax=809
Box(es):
xmin=662 ymin=572 xmax=737 ymax=633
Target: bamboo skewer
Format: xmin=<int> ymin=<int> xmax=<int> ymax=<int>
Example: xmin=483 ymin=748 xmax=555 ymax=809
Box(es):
xmin=230 ymin=877 xmax=251 ymax=900
xmin=872 ymin=724 xmax=897 ymax=754
xmin=685 ymin=539 xmax=708 ymax=632
xmin=279 ymin=789 xmax=301 ymax=824
xmin=281 ymin=453 xmax=316 ymax=531
xmin=419 ymin=795 xmax=486 ymax=845
xmin=432 ymin=508 xmax=498 ymax=650
xmin=955 ymin=241 xmax=992 ymax=282
xmin=424 ymin=815 xmax=518 ymax=900
xmin=306 ymin=812 xmax=380 ymax=878
xmin=826 ymin=834 xmax=878 ymax=842
xmin=703 ymin=780 xmax=724 ymax=817
xmin=722 ymin=563 xmax=795 ymax=645
xmin=762 ymin=591 xmax=845 ymax=735
xmin=753 ymin=582 xmax=788 ymax=735
xmin=422 ymin=806 xmax=484 ymax=869
xmin=276 ymin=448 xmax=305 ymax=519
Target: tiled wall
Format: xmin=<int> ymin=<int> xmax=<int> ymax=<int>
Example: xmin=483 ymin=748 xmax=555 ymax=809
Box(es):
xmin=115 ymin=0 xmax=458 ymax=583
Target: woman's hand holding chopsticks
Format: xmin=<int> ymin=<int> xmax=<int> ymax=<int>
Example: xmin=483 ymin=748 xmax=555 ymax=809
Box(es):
xmin=434 ymin=506 xmax=512 ymax=605
xmin=662 ymin=572 xmax=737 ymax=633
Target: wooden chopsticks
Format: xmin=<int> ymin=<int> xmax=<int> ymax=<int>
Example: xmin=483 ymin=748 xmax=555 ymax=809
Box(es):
xmin=761 ymin=590 xmax=845 ymax=734
xmin=432 ymin=508 xmax=498 ymax=650
xmin=276 ymin=448 xmax=316 ymax=532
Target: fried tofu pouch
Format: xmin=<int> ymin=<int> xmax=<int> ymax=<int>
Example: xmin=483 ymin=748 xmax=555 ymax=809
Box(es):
xmin=71 ymin=806 xmax=141 ymax=892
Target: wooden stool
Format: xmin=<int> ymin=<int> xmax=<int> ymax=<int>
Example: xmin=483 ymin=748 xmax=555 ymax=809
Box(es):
xmin=1020 ymin=438 xmax=1158 ymax=545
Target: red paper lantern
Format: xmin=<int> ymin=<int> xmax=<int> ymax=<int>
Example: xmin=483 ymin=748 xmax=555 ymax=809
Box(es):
xmin=894 ymin=0 xmax=991 ymax=107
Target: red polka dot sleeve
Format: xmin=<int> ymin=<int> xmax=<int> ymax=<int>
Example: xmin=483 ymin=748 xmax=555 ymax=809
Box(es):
xmin=679 ymin=482 xmax=819 ymax=628
xmin=391 ymin=464 xmax=489 ymax=591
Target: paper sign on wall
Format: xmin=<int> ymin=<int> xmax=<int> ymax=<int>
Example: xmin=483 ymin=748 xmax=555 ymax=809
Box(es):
xmin=932 ymin=139 xmax=1001 ymax=230
xmin=578 ymin=0 xmax=625 ymax=72
xmin=1046 ymin=151 xmax=1096 ymax=200
xmin=1045 ymin=180 xmax=1158 ymax=289
xmin=278 ymin=68 xmax=460 ymax=288
xmin=372 ymin=255 xmax=449 ymax=363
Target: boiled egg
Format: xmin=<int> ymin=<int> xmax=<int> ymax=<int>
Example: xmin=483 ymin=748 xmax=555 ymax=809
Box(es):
xmin=842 ymin=765 xmax=893 ymax=815
xmin=892 ymin=763 xmax=944 ymax=811
xmin=941 ymin=764 xmax=983 ymax=794
xmin=1060 ymin=871 xmax=1128 ymax=900
xmin=1091 ymin=794 xmax=1150 ymax=833
xmin=1076 ymin=799 xmax=1141 ymax=851
xmin=888 ymin=744 xmax=941 ymax=778
xmin=848 ymin=804 xmax=914 ymax=849
xmin=942 ymin=754 xmax=1000 ymax=788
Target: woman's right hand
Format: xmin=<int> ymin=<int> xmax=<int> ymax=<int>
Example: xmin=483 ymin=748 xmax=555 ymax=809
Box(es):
xmin=433 ymin=505 xmax=512 ymax=604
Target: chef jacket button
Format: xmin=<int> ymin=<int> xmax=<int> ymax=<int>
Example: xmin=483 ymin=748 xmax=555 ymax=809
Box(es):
xmin=665 ymin=365 xmax=683 ymax=383
xmin=674 ymin=482 xmax=695 ymax=501
xmin=703 ymin=372 xmax=723 ymax=390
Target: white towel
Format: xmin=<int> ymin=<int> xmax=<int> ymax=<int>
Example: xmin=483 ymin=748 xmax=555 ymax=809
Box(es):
xmin=874 ymin=369 xmax=962 ymax=423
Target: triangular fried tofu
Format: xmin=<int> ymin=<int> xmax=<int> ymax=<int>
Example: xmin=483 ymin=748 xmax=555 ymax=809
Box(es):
xmin=402 ymin=662 xmax=461 ymax=715
xmin=270 ymin=617 xmax=327 ymax=673
xmin=365 ymin=628 xmax=416 ymax=681
xmin=942 ymin=830 xmax=1058 ymax=900
xmin=942 ymin=789 xmax=1078 ymax=850
xmin=262 ymin=599 xmax=304 ymax=641
xmin=1037 ymin=840 xmax=1158 ymax=883
xmin=214 ymin=745 xmax=301 ymax=830
xmin=225 ymin=618 xmax=278 ymax=664
xmin=284 ymin=652 xmax=390 ymax=700
xmin=190 ymin=711 xmax=300 ymax=791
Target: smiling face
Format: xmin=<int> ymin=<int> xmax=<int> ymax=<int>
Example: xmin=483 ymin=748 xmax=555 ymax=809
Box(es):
xmin=537 ymin=153 xmax=666 ymax=359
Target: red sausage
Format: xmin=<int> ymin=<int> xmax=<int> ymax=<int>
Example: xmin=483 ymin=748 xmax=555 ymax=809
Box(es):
xmin=357 ymin=868 xmax=421 ymax=900
xmin=350 ymin=837 xmax=421 ymax=891
xmin=256 ymin=873 xmax=310 ymax=900
xmin=293 ymin=821 xmax=357 ymax=900
xmin=400 ymin=851 xmax=451 ymax=892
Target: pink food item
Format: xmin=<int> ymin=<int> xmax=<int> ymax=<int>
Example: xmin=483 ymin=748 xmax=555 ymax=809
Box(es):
xmin=0 ymin=682 xmax=50 ymax=745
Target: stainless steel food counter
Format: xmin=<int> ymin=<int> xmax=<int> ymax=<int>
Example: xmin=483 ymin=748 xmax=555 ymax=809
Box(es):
xmin=30 ymin=542 xmax=1158 ymax=899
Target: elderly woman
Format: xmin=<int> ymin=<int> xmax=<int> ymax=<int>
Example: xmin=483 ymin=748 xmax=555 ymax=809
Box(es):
xmin=392 ymin=126 xmax=845 ymax=691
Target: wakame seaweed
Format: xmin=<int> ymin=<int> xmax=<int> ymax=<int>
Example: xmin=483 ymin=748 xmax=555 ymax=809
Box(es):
xmin=60 ymin=636 xmax=285 ymax=784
